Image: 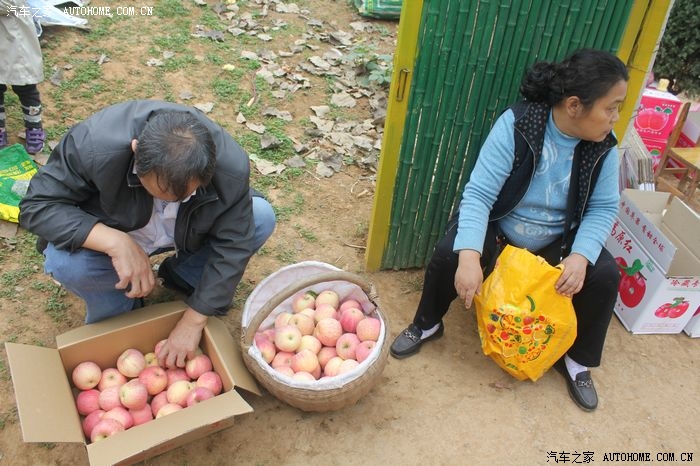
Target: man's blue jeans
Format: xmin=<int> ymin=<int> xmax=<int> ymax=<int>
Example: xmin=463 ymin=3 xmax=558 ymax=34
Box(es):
xmin=44 ymin=196 xmax=276 ymax=323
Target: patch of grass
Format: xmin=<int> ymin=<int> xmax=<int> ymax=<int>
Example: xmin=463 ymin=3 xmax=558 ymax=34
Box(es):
xmin=151 ymin=30 xmax=192 ymax=52
xmin=273 ymin=191 xmax=305 ymax=222
xmin=57 ymin=60 xmax=103 ymax=93
xmin=44 ymin=285 xmax=71 ymax=324
xmin=294 ymin=224 xmax=317 ymax=242
xmin=156 ymin=0 xmax=192 ymax=18
xmin=274 ymin=247 xmax=296 ymax=263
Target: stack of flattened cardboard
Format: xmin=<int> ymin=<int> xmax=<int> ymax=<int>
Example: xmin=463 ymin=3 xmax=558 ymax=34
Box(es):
xmin=618 ymin=125 xmax=655 ymax=192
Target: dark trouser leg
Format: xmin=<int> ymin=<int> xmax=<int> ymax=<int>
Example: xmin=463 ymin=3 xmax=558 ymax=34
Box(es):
xmin=0 ymin=84 xmax=6 ymax=128
xmin=413 ymin=219 xmax=501 ymax=329
xmin=535 ymin=241 xmax=619 ymax=368
xmin=12 ymin=84 xmax=42 ymax=129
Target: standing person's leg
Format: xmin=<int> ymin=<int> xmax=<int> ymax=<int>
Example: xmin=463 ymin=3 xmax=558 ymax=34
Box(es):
xmin=158 ymin=194 xmax=276 ymax=293
xmin=12 ymin=84 xmax=44 ymax=154
xmin=0 ymin=84 xmax=7 ymax=148
xmin=390 ymin=219 xmax=501 ymax=358
xmin=43 ymin=244 xmax=138 ymax=324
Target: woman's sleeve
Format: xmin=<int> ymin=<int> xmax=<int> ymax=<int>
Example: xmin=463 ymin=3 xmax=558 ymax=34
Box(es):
xmin=570 ymin=146 xmax=621 ymax=263
xmin=453 ymin=110 xmax=516 ymax=253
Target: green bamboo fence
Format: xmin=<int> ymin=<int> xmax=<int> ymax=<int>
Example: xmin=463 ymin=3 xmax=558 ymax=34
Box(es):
xmin=382 ymin=0 xmax=635 ymax=270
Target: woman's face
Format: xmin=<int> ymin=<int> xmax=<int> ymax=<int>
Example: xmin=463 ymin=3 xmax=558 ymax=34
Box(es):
xmin=571 ymin=79 xmax=628 ymax=142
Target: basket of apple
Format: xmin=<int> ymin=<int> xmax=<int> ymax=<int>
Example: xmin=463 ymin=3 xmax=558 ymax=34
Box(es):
xmin=241 ymin=261 xmax=390 ymax=412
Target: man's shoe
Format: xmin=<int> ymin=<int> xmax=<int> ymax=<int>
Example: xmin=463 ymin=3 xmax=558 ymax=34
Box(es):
xmin=0 ymin=128 xmax=7 ymax=149
xmin=24 ymin=128 xmax=45 ymax=154
xmin=554 ymin=359 xmax=598 ymax=411
xmin=390 ymin=322 xmax=444 ymax=359
xmin=157 ymin=257 xmax=194 ymax=296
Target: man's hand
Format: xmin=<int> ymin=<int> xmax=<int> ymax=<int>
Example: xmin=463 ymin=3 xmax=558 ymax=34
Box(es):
xmin=454 ymin=249 xmax=483 ymax=309
xmin=556 ymin=253 xmax=589 ymax=297
xmin=83 ymin=223 xmax=155 ymax=298
xmin=157 ymin=308 xmax=208 ymax=368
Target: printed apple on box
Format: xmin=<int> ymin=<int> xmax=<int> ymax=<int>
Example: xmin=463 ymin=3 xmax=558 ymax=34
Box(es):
xmin=633 ymin=88 xmax=683 ymax=141
xmin=605 ymin=190 xmax=700 ymax=334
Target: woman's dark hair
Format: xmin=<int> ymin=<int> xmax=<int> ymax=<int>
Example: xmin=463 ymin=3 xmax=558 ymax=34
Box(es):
xmin=135 ymin=111 xmax=216 ymax=200
xmin=519 ymin=48 xmax=629 ymax=108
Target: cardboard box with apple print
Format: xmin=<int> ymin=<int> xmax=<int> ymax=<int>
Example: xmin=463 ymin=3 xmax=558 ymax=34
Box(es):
xmin=633 ymin=88 xmax=683 ymax=142
xmin=605 ymin=190 xmax=700 ymax=334
xmin=5 ymin=301 xmax=261 ymax=466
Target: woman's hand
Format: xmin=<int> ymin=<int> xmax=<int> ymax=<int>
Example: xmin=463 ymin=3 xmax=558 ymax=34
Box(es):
xmin=556 ymin=253 xmax=589 ymax=297
xmin=454 ymin=249 xmax=483 ymax=309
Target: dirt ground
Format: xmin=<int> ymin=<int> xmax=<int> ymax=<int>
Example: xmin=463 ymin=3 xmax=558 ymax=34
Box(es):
xmin=1 ymin=1 xmax=699 ymax=465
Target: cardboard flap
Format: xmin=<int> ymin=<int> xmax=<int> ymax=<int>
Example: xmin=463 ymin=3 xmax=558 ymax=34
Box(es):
xmin=4 ymin=343 xmax=84 ymax=443
xmin=660 ymin=197 xmax=700 ymax=276
xmin=86 ymin=390 xmax=253 ymax=466
xmin=206 ymin=317 xmax=261 ymax=396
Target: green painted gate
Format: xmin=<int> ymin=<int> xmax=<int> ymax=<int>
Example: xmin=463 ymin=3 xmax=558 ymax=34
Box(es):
xmin=367 ymin=0 xmax=638 ymax=270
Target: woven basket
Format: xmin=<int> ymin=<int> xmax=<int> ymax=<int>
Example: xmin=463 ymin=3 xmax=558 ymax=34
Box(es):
xmin=241 ymin=261 xmax=390 ymax=412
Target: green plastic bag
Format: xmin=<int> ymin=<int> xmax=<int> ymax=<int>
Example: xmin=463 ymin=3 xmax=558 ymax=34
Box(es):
xmin=354 ymin=0 xmax=402 ymax=19
xmin=0 ymin=144 xmax=38 ymax=223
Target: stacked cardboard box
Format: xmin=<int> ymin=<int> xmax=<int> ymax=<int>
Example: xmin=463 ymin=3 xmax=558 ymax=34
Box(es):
xmin=633 ymin=88 xmax=683 ymax=172
xmin=605 ymin=190 xmax=700 ymax=334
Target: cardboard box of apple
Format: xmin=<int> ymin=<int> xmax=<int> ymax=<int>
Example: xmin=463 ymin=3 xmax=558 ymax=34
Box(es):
xmin=253 ymin=289 xmax=382 ymax=381
xmin=71 ymin=343 xmax=223 ymax=443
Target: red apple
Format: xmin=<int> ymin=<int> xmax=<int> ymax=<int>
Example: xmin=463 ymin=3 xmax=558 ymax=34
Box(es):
xmin=155 ymin=402 xmax=183 ymax=418
xmin=271 ymin=351 xmax=294 ymax=370
xmin=103 ymin=406 xmax=133 ymax=430
xmin=313 ymin=303 xmax=338 ymax=323
xmin=166 ymin=368 xmax=189 ymax=387
xmin=116 ymin=348 xmax=146 ymax=378
xmin=255 ymin=337 xmax=276 ymax=364
xmin=338 ymin=358 xmax=360 ymax=374
xmin=185 ymin=386 xmax=215 ymax=407
xmin=338 ymin=298 xmax=362 ymax=313
xmin=274 ymin=325 xmax=302 ymax=352
xmin=289 ymin=313 xmax=315 ymax=336
xmin=292 ymin=291 xmax=317 ymax=313
xmin=138 ymin=366 xmax=168 ymax=396
xmin=90 ymin=418 xmax=124 ymax=443
xmin=315 ymin=290 xmax=340 ymax=309
xmin=119 ymin=379 xmax=149 ymax=410
xmin=292 ymin=371 xmax=316 ymax=381
xmin=274 ymin=312 xmax=293 ymax=329
xmin=150 ymin=391 xmax=169 ymax=417
xmin=185 ymin=354 xmax=213 ymax=380
xmin=317 ymin=346 xmax=338 ymax=369
xmin=291 ymin=349 xmax=320 ymax=374
xmin=167 ymin=380 xmax=195 ymax=406
xmin=298 ymin=334 xmax=322 ymax=354
xmin=130 ymin=404 xmax=154 ymax=426
xmin=143 ymin=352 xmax=159 ymax=367
xmin=154 ymin=338 xmax=168 ymax=356
xmin=356 ymin=317 xmax=381 ymax=342
xmin=82 ymin=409 xmax=105 ymax=438
xmin=323 ymin=356 xmax=344 ymax=377
xmin=98 ymin=367 xmax=127 ymax=391
xmin=98 ymin=385 xmax=123 ymax=411
xmin=196 ymin=371 xmax=223 ymax=395
xmin=336 ymin=332 xmax=360 ymax=360
xmin=339 ymin=307 xmax=365 ymax=333
xmin=355 ymin=340 xmax=376 ymax=363
xmin=76 ymin=389 xmax=101 ymax=416
xmin=72 ymin=361 xmax=102 ymax=390
xmin=275 ymin=365 xmax=295 ymax=377
xmin=314 ymin=318 xmax=342 ymax=347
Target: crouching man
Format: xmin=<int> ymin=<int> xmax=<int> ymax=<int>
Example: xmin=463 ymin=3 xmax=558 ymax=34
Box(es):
xmin=19 ymin=100 xmax=276 ymax=369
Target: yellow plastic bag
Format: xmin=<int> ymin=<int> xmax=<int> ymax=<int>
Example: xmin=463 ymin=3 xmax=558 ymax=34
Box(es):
xmin=474 ymin=245 xmax=577 ymax=381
